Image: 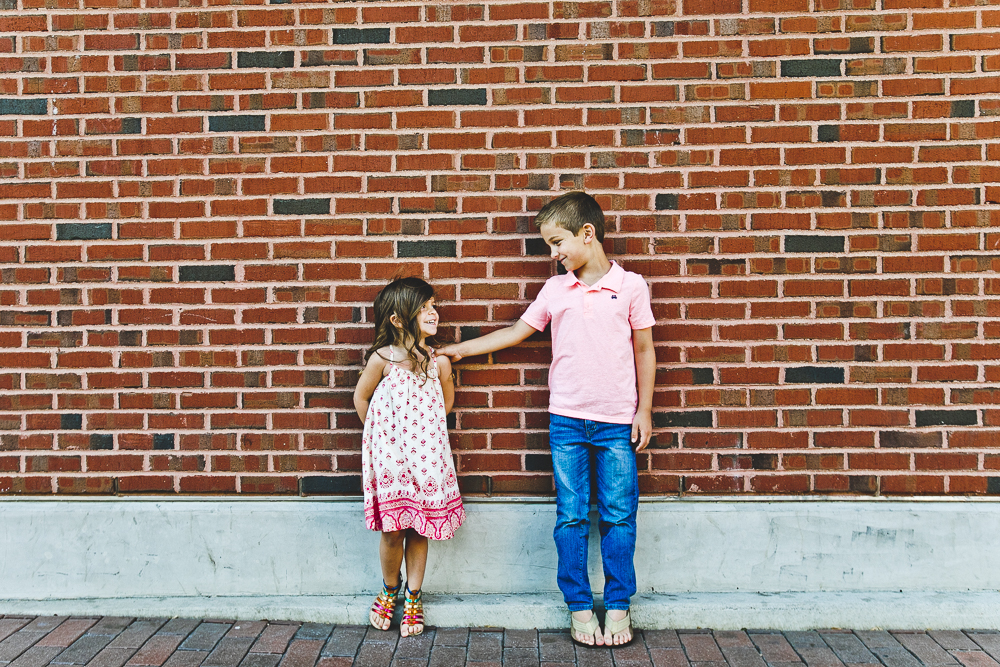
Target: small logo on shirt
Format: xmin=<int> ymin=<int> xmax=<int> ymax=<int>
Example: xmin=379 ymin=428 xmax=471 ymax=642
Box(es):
xmin=611 ymin=295 xmax=617 ymax=300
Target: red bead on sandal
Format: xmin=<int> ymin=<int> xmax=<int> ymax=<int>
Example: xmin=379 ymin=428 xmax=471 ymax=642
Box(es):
xmin=369 ymin=578 xmax=401 ymax=630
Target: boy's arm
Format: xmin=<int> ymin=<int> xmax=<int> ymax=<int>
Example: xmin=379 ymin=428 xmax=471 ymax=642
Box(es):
xmin=437 ymin=355 xmax=455 ymax=413
xmin=631 ymin=327 xmax=656 ymax=452
xmin=437 ymin=319 xmax=538 ymax=361
xmin=353 ymin=353 xmax=388 ymax=422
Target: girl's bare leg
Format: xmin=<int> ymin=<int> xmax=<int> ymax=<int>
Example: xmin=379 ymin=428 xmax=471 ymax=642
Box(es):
xmin=370 ymin=531 xmax=405 ymax=630
xmin=400 ymin=530 xmax=428 ymax=637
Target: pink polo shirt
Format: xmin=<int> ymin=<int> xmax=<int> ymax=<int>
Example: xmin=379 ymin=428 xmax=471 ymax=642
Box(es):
xmin=520 ymin=261 xmax=655 ymax=425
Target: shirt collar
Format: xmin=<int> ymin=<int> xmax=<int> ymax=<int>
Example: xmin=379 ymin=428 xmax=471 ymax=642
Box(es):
xmin=567 ymin=260 xmax=624 ymax=293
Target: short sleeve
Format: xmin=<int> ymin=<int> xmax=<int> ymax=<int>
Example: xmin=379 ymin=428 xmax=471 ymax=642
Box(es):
xmin=520 ymin=280 xmax=551 ymax=331
xmin=627 ymin=274 xmax=656 ymax=330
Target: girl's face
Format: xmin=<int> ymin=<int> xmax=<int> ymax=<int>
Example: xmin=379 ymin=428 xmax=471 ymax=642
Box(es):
xmin=415 ymin=298 xmax=438 ymax=340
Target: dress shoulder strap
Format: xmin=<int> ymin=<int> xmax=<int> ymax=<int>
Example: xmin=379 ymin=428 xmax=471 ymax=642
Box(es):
xmin=427 ymin=347 xmax=439 ymax=379
xmin=380 ymin=346 xmax=396 ymax=377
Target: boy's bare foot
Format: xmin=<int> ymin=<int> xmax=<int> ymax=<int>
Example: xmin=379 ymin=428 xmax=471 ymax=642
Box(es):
xmin=603 ymin=609 xmax=633 ymax=646
xmin=570 ymin=610 xmax=604 ymax=646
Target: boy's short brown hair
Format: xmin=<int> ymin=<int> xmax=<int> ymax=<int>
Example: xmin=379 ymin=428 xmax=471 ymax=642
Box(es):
xmin=534 ymin=191 xmax=606 ymax=242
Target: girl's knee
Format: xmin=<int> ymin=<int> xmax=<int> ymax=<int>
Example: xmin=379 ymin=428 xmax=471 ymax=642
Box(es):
xmin=382 ymin=530 xmax=406 ymax=546
xmin=405 ymin=529 xmax=429 ymax=544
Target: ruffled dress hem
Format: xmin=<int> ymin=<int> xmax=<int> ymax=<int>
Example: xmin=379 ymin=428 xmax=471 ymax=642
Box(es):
xmin=365 ymin=496 xmax=465 ymax=540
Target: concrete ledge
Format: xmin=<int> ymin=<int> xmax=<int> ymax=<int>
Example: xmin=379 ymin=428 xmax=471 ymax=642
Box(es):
xmin=3 ymin=496 xmax=998 ymax=628
xmin=3 ymin=592 xmax=1000 ymax=631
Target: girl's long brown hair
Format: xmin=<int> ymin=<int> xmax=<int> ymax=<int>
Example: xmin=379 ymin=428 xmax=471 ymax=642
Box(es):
xmin=365 ymin=277 xmax=435 ymax=379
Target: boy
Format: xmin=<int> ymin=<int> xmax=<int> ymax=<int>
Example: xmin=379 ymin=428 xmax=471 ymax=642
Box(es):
xmin=438 ymin=191 xmax=656 ymax=646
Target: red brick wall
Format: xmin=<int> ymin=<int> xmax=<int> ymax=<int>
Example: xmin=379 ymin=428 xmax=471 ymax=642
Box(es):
xmin=1 ymin=0 xmax=998 ymax=496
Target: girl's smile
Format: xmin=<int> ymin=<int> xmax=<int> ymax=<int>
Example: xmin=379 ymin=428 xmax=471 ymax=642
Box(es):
xmin=417 ymin=298 xmax=438 ymax=338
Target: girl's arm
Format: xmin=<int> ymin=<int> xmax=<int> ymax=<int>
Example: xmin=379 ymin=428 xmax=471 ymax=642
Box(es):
xmin=353 ymin=352 xmax=389 ymax=422
xmin=631 ymin=327 xmax=656 ymax=452
xmin=437 ymin=319 xmax=538 ymax=361
xmin=437 ymin=355 xmax=455 ymax=413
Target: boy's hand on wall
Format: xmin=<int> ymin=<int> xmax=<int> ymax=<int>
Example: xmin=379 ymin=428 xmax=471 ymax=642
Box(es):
xmin=631 ymin=410 xmax=653 ymax=452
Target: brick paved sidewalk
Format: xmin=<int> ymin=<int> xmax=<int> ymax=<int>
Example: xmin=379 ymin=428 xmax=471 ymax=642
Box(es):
xmin=1 ymin=616 xmax=999 ymax=667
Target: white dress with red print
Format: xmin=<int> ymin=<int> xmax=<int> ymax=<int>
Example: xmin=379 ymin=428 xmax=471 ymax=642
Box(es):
xmin=362 ymin=347 xmax=465 ymax=540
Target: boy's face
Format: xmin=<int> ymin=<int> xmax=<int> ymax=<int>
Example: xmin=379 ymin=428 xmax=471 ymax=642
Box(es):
xmin=539 ymin=221 xmax=593 ymax=274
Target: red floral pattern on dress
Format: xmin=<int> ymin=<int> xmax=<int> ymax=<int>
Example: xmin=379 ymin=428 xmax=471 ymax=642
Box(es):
xmin=362 ymin=351 xmax=465 ymax=540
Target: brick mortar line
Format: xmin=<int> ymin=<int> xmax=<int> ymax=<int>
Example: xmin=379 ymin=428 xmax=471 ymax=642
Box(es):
xmin=17 ymin=98 xmax=1000 ymax=105
xmin=6 ymin=53 xmax=1000 ymax=60
xmin=12 ymin=23 xmax=999 ymax=30
xmin=2 ymin=157 xmax=996 ymax=163
xmin=0 ymin=211 xmax=994 ymax=220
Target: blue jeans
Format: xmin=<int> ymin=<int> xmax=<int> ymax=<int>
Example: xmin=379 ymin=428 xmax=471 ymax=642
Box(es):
xmin=549 ymin=413 xmax=639 ymax=612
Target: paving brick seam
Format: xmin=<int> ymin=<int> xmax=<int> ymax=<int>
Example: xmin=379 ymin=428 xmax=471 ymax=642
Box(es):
xmin=2 ymin=618 xmax=1000 ymax=667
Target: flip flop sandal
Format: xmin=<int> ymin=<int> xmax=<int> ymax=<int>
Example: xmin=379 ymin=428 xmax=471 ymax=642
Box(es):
xmin=402 ymin=586 xmax=424 ymax=637
xmin=570 ymin=611 xmax=600 ymax=646
xmin=604 ymin=610 xmax=633 ymax=646
xmin=369 ymin=576 xmax=401 ymax=630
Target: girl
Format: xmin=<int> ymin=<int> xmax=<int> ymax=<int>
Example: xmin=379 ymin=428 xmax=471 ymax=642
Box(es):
xmin=353 ymin=277 xmax=465 ymax=637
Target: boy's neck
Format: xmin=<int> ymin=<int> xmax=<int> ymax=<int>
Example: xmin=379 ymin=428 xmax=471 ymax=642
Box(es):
xmin=572 ymin=249 xmax=612 ymax=286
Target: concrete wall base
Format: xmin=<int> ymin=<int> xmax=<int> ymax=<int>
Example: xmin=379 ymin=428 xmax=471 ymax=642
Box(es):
xmin=3 ymin=496 xmax=996 ymax=629
xmin=2 ymin=592 xmax=999 ymax=631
